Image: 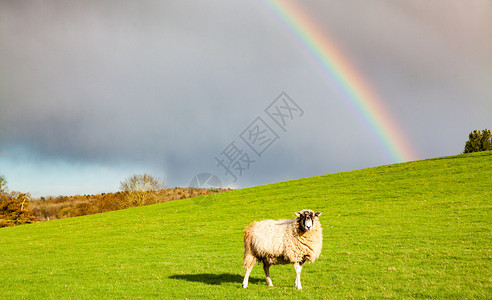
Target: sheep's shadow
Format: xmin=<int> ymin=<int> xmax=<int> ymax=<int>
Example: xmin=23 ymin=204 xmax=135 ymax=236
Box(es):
xmin=169 ymin=273 xmax=262 ymax=286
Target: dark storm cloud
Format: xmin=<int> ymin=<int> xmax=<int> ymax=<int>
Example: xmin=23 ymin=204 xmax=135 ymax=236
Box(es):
xmin=1 ymin=0 xmax=491 ymax=193
xmin=0 ymin=1 xmax=283 ymax=159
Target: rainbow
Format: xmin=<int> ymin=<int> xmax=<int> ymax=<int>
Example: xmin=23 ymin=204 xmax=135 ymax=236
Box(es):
xmin=263 ymin=0 xmax=417 ymax=162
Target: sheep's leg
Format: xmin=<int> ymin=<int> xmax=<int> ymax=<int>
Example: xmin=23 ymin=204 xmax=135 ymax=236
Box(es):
xmin=293 ymin=262 xmax=303 ymax=290
xmin=242 ymin=253 xmax=256 ymax=289
xmin=242 ymin=265 xmax=254 ymax=289
xmin=242 ymin=244 xmax=257 ymax=289
xmin=263 ymin=263 xmax=273 ymax=286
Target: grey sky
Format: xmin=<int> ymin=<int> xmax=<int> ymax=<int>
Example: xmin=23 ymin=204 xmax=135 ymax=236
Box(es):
xmin=1 ymin=0 xmax=491 ymax=197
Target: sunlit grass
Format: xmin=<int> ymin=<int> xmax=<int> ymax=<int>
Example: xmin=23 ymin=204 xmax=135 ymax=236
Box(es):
xmin=1 ymin=152 xmax=490 ymax=298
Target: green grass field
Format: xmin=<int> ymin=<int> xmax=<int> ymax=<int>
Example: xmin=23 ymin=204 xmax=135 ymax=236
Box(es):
xmin=1 ymin=152 xmax=491 ymax=299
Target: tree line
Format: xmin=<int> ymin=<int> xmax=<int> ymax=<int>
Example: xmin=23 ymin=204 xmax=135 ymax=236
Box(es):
xmin=1 ymin=174 xmax=229 ymax=227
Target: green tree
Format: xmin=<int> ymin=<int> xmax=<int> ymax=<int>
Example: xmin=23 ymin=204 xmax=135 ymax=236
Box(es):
xmin=464 ymin=129 xmax=492 ymax=153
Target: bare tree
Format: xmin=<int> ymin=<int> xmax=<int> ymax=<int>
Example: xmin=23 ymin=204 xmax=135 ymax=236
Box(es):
xmin=0 ymin=175 xmax=7 ymax=193
xmin=119 ymin=174 xmax=164 ymax=207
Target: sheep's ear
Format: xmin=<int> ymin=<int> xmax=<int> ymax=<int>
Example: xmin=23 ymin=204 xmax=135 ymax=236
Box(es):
xmin=295 ymin=211 xmax=301 ymax=217
xmin=315 ymin=212 xmax=322 ymax=217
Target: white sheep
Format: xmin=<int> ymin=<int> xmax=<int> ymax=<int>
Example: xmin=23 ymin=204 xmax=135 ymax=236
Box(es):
xmin=242 ymin=209 xmax=323 ymax=289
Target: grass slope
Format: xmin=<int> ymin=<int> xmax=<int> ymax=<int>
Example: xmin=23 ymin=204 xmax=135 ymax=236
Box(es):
xmin=1 ymin=152 xmax=491 ymax=299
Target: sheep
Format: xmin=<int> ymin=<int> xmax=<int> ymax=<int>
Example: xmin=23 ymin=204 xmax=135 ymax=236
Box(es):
xmin=242 ymin=209 xmax=322 ymax=289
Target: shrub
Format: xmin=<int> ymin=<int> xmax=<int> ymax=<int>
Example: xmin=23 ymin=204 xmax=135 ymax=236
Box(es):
xmin=0 ymin=191 xmax=37 ymax=227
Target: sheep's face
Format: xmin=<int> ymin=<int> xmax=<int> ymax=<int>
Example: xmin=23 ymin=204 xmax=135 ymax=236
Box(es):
xmin=296 ymin=209 xmax=322 ymax=232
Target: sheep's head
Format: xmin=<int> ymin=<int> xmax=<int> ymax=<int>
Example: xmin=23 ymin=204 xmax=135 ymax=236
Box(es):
xmin=295 ymin=209 xmax=322 ymax=232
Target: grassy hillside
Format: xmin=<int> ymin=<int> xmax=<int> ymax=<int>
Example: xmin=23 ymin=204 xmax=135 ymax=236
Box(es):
xmin=1 ymin=152 xmax=490 ymax=299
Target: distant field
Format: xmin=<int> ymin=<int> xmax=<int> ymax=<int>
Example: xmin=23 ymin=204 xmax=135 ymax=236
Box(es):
xmin=0 ymin=152 xmax=490 ymax=299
